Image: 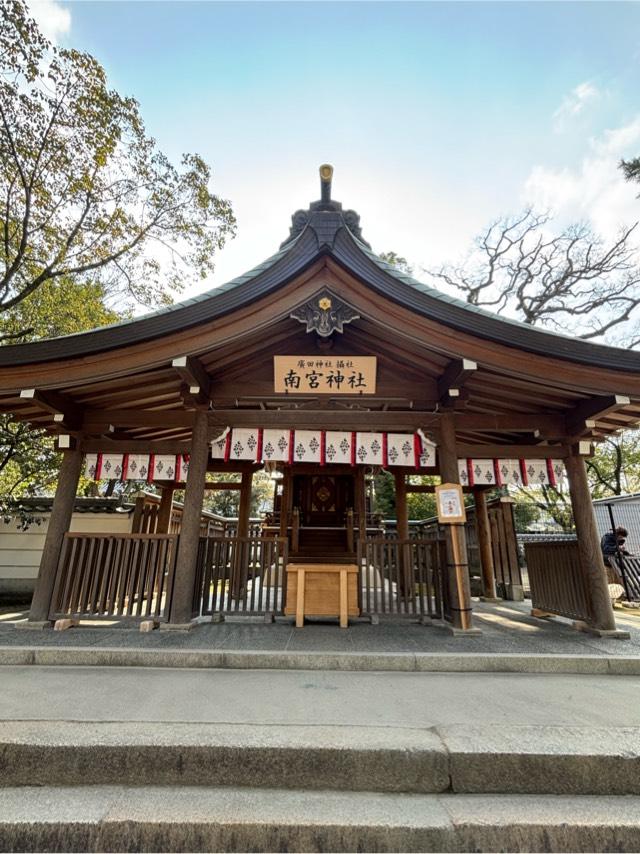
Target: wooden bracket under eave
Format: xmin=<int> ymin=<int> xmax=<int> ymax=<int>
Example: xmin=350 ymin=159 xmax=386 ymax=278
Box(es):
xmin=172 ymin=356 xmax=211 ymax=408
xmin=565 ymin=394 xmax=631 ymax=437
xmin=437 ymin=358 xmax=477 ymax=408
xmin=19 ymin=388 xmax=81 ymax=431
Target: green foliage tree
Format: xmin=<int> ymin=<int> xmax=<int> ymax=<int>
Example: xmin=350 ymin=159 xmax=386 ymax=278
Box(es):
xmin=0 ymin=277 xmax=123 ymax=518
xmin=621 ymin=156 xmax=640 ymax=191
xmin=378 ymin=251 xmax=414 ymax=276
xmin=0 ymin=0 xmax=235 ymax=335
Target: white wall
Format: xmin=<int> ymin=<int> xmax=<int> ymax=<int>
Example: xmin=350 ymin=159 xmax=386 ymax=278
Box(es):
xmin=0 ymin=512 xmax=132 ymax=598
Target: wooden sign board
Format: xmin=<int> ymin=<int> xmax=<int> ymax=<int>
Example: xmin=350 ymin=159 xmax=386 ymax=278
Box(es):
xmin=435 ymin=482 xmax=466 ymax=524
xmin=274 ymin=356 xmax=377 ymax=395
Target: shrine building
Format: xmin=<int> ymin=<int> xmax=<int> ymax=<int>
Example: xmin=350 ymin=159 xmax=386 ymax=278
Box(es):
xmin=2 ymin=165 xmax=640 ymax=636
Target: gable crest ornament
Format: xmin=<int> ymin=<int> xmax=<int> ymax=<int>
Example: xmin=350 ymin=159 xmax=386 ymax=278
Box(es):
xmin=290 ymin=292 xmax=360 ymax=338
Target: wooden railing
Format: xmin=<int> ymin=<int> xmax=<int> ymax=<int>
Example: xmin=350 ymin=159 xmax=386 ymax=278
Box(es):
xmin=524 ymin=540 xmax=591 ymax=622
xmin=194 ymin=535 xmax=289 ymax=617
xmin=357 ymin=538 xmax=443 ymax=619
xmin=50 ymin=533 xmax=178 ymax=621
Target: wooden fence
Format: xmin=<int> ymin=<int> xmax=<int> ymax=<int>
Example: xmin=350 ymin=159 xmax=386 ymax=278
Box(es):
xmin=194 ymin=535 xmax=289 ymax=617
xmin=50 ymin=532 xmax=178 ymax=622
xmin=357 ymin=538 xmax=443 ymax=619
xmin=524 ymin=540 xmax=591 ymax=622
xmin=611 ymin=555 xmax=640 ymax=601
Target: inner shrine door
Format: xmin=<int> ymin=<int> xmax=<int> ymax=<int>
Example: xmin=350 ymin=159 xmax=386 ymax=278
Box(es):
xmin=293 ymin=474 xmax=355 ymax=527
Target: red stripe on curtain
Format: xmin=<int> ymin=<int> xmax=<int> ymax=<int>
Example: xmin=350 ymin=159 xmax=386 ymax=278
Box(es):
xmin=320 ymin=430 xmax=326 ymax=466
xmin=288 ymin=429 xmax=295 ymax=465
xmin=95 ymin=453 xmax=103 ymax=480
xmin=493 ymin=459 xmax=503 ymax=486
xmin=467 ymin=459 xmax=475 ymax=487
xmin=382 ymin=432 xmax=388 ymax=468
xmin=224 ymin=431 xmax=232 ymax=463
xmin=351 ymin=432 xmax=357 ymax=466
xmin=519 ymin=459 xmax=529 ymax=486
xmin=413 ymin=433 xmax=423 ymax=470
xmin=122 ymin=454 xmax=130 ymax=481
xmin=546 ymin=458 xmax=556 ymax=487
xmin=256 ymin=428 xmax=263 ymax=463
xmin=147 ymin=454 xmax=155 ymax=483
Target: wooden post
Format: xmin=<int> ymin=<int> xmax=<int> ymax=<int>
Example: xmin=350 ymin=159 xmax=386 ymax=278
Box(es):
xmin=237 ymin=469 xmax=253 ymax=539
xmin=29 ymin=446 xmax=84 ymax=624
xmin=393 ymin=470 xmax=412 ymax=596
xmin=231 ymin=468 xmax=253 ymax=598
xmin=156 ymin=485 xmax=175 ymax=534
xmin=474 ymin=489 xmax=499 ymax=601
xmin=279 ymin=468 xmax=292 ymax=539
xmin=437 ymin=414 xmax=475 ymax=632
xmin=564 ymin=450 xmax=619 ymax=634
xmin=355 ymin=467 xmax=367 ymax=540
xmin=168 ymin=411 xmax=209 ymax=625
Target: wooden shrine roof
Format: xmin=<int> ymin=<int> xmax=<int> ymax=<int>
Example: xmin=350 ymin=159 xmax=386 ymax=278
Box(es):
xmin=2 ymin=166 xmax=640 ymax=453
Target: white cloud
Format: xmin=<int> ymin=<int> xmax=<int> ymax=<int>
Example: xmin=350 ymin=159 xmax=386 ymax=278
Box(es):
xmin=27 ymin=0 xmax=71 ymax=43
xmin=523 ymin=116 xmax=640 ymax=239
xmin=553 ymin=81 xmax=600 ymax=132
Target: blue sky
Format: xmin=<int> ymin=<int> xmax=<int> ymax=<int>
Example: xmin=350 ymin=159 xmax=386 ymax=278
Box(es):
xmin=31 ymin=0 xmax=640 ymax=295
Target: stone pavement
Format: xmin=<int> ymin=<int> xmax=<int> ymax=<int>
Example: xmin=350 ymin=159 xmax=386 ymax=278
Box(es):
xmin=1 ymin=599 xmax=639 ymax=659
xmin=2 ymin=599 xmax=640 ymax=851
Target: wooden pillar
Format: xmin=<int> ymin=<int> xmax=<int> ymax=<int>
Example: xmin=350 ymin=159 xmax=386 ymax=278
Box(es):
xmin=29 ymin=446 xmax=84 ymax=623
xmin=565 ymin=450 xmax=617 ymax=633
xmin=230 ymin=469 xmax=254 ymax=598
xmin=474 ymin=489 xmax=498 ymax=601
xmin=156 ymin=485 xmax=175 ymax=534
xmin=355 ymin=467 xmax=367 ymax=540
xmin=394 ymin=471 xmax=409 ymax=540
xmin=169 ymin=411 xmax=209 ymax=625
xmin=279 ymin=468 xmax=292 ymax=539
xmin=237 ymin=470 xmax=253 ymax=539
xmin=394 ymin=470 xmax=412 ymax=595
xmin=437 ymin=414 xmax=474 ymax=631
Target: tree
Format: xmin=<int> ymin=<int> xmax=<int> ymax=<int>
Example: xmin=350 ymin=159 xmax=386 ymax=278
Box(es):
xmin=379 ymin=251 xmax=414 ymax=276
xmin=0 ymin=0 xmax=235 ymax=331
xmin=428 ymin=210 xmax=640 ymax=346
xmin=621 ymin=157 xmax=640 ymax=191
xmin=0 ymin=276 xmax=123 ymax=519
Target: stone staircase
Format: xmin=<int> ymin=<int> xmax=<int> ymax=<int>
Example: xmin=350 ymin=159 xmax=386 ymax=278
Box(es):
xmin=1 ymin=720 xmax=640 ymax=851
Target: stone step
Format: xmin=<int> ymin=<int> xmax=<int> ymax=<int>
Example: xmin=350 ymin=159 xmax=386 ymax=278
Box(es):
xmin=2 ymin=786 xmax=640 ymax=852
xmin=2 ymin=721 xmax=640 ymax=796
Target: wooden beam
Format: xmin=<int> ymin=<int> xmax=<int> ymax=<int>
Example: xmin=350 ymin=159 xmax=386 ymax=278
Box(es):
xmin=82 ymin=439 xmax=191 ymax=454
xmin=208 ymin=410 xmax=440 ymax=430
xmin=566 ymin=394 xmax=631 ymax=436
xmin=83 ymin=409 xmax=193 ymax=430
xmin=172 ymin=356 xmax=211 ymax=398
xmin=437 ymin=358 xmax=477 ymax=402
xmin=20 ymin=388 xmax=80 ymax=428
xmin=453 ymin=413 xmax=566 ymax=434
xmin=162 ymin=481 xmax=242 ymax=491
xmin=457 ymin=443 xmax=567 ymax=459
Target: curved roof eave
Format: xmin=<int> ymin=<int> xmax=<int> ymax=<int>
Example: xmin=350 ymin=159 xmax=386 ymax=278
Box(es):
xmin=0 ymin=228 xmax=319 ymax=366
xmin=2 ymin=214 xmax=640 ymax=376
xmin=331 ymin=228 xmax=640 ymax=374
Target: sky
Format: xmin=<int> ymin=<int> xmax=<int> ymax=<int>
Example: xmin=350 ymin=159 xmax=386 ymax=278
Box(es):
xmin=28 ymin=0 xmax=640 ymax=301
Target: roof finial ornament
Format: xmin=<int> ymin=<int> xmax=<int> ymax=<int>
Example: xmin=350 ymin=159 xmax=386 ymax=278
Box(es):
xmin=319 ymin=164 xmax=333 ymax=204
xmin=280 ymin=163 xmax=370 ymax=249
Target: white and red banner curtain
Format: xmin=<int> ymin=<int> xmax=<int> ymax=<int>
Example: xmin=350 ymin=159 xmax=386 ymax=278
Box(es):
xmin=458 ymin=458 xmax=564 ymax=487
xmin=211 ymin=428 xmax=432 ymax=468
xmin=85 ymin=453 xmax=189 ymax=482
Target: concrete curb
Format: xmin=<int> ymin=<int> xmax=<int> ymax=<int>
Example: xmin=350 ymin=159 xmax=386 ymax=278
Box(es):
xmin=2 ymin=788 xmax=640 ymax=852
xmin=1 ymin=645 xmax=640 ymax=674
xmin=2 ymin=721 xmax=640 ymax=796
